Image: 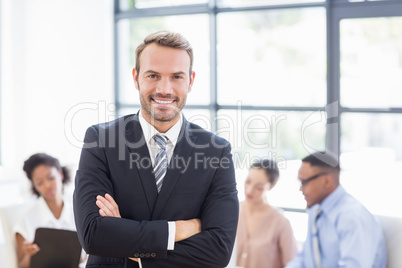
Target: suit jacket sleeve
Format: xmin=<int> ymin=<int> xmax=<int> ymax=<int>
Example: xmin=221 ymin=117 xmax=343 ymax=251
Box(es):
xmin=73 ymin=126 xmax=169 ymax=259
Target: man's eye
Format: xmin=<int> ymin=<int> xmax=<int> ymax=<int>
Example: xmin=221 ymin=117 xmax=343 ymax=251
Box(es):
xmin=149 ymin=75 xmax=157 ymax=78
xmin=173 ymin=75 xmax=183 ymax=79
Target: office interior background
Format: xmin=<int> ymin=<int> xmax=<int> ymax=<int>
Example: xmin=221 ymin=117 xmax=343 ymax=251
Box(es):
xmin=0 ymin=0 xmax=401 ymax=265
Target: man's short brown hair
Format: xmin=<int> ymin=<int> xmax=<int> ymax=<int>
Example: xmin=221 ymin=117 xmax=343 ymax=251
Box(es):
xmin=135 ymin=31 xmax=194 ymax=75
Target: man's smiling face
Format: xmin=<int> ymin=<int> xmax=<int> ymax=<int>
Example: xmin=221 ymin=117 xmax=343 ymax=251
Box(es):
xmin=133 ymin=43 xmax=195 ymax=129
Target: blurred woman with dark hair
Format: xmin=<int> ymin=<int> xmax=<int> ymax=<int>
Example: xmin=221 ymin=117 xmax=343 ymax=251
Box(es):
xmin=236 ymin=159 xmax=298 ymax=268
xmin=14 ymin=153 xmax=75 ymax=268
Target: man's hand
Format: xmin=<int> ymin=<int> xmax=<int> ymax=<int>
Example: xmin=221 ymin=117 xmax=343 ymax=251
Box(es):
xmin=175 ymin=218 xmax=201 ymax=242
xmin=96 ymin=193 xmax=121 ymax=218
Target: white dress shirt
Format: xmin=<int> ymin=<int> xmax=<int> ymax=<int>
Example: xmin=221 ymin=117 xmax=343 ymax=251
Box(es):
xmin=139 ymin=110 xmax=182 ymax=169
xmin=137 ymin=110 xmax=183 ymax=266
xmin=286 ymin=186 xmax=386 ymax=268
xmin=13 ymin=196 xmax=76 ymax=242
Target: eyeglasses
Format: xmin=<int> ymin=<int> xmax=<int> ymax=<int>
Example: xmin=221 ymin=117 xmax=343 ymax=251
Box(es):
xmin=299 ymin=172 xmax=328 ymax=187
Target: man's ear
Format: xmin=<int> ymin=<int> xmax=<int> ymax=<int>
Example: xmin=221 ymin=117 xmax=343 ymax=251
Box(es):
xmin=132 ymin=68 xmax=139 ymax=90
xmin=188 ymin=71 xmax=195 ymax=93
xmin=324 ymin=172 xmax=334 ymax=187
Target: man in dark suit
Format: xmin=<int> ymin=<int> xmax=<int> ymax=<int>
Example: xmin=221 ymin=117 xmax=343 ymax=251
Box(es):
xmin=73 ymin=31 xmax=239 ymax=268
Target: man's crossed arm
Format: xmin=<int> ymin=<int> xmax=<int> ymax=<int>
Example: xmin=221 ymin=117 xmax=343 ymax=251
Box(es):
xmin=95 ymin=193 xmax=202 ymax=262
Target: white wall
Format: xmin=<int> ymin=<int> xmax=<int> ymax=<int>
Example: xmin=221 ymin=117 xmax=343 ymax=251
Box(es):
xmin=0 ymin=0 xmax=114 ymax=265
xmin=0 ymin=0 xmax=114 ymax=181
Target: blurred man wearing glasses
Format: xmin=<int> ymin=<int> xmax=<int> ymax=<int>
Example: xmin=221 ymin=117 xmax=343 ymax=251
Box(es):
xmin=286 ymin=152 xmax=386 ymax=268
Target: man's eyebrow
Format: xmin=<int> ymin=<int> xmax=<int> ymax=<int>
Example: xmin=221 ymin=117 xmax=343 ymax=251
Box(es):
xmin=143 ymin=70 xmax=159 ymax=74
xmin=143 ymin=70 xmax=187 ymax=76
xmin=172 ymin=71 xmax=187 ymax=76
xmin=144 ymin=70 xmax=186 ymax=75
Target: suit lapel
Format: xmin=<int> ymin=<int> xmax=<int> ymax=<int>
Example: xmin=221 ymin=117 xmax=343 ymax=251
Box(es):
xmin=125 ymin=114 xmax=158 ymax=215
xmin=151 ymin=118 xmax=197 ymax=219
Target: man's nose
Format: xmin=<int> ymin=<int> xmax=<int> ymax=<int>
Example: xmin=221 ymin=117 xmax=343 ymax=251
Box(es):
xmin=299 ymin=185 xmax=304 ymax=192
xmin=156 ymin=77 xmax=173 ymax=95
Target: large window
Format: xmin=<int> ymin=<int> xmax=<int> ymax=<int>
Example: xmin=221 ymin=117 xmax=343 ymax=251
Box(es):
xmin=217 ymin=8 xmax=326 ymax=107
xmin=114 ymin=0 xmax=402 ymax=240
xmin=335 ymin=8 xmax=402 ymax=217
xmin=0 ymin=1 xmax=2 ymax=165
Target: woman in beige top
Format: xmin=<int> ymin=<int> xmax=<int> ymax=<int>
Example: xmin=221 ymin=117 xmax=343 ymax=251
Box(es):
xmin=236 ymin=159 xmax=298 ymax=268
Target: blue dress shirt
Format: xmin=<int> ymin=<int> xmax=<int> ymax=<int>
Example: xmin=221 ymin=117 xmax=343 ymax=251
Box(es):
xmin=286 ymin=186 xmax=387 ymax=268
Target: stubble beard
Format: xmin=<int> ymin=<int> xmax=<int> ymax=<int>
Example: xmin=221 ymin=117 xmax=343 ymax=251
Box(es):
xmin=138 ymin=85 xmax=187 ymax=124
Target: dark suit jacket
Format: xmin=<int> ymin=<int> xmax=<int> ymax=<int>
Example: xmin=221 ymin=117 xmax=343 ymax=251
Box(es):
xmin=73 ymin=114 xmax=239 ymax=268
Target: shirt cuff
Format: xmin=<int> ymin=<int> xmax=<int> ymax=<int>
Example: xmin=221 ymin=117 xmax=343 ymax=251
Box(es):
xmin=138 ymin=258 xmax=142 ymax=268
xmin=167 ymin=221 xmax=176 ymax=250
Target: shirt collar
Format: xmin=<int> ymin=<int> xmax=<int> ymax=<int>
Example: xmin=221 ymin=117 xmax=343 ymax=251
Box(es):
xmin=319 ymin=185 xmax=346 ymax=215
xmin=38 ymin=196 xmax=49 ymax=217
xmin=138 ymin=109 xmax=183 ymax=147
xmin=38 ymin=196 xmax=70 ymax=225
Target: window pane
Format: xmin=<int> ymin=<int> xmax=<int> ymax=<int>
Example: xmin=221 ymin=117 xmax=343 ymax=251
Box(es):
xmin=182 ymin=109 xmax=212 ymax=131
xmin=340 ymin=17 xmax=402 ymax=108
xmin=218 ymin=109 xmax=326 ymax=209
xmin=218 ymin=0 xmax=324 ymax=7
xmin=119 ymin=0 xmax=208 ymax=10
xmin=285 ymin=211 xmax=308 ymax=245
xmin=341 ymin=113 xmax=402 ymax=160
xmin=117 ymin=15 xmax=210 ymax=106
xmin=217 ymin=8 xmax=326 ymax=106
xmin=341 ymin=113 xmax=402 ymax=217
xmin=216 ymin=109 xmax=326 ymax=160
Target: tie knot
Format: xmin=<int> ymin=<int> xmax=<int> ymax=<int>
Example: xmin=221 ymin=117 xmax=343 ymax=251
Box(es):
xmin=153 ymin=134 xmax=167 ymax=149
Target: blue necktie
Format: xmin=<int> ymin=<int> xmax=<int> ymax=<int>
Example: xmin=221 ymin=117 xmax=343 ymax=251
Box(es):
xmin=153 ymin=134 xmax=168 ymax=193
xmin=312 ymin=206 xmax=322 ymax=268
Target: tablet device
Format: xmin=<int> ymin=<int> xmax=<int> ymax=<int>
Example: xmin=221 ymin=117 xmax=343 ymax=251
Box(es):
xmin=30 ymin=228 xmax=82 ymax=268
